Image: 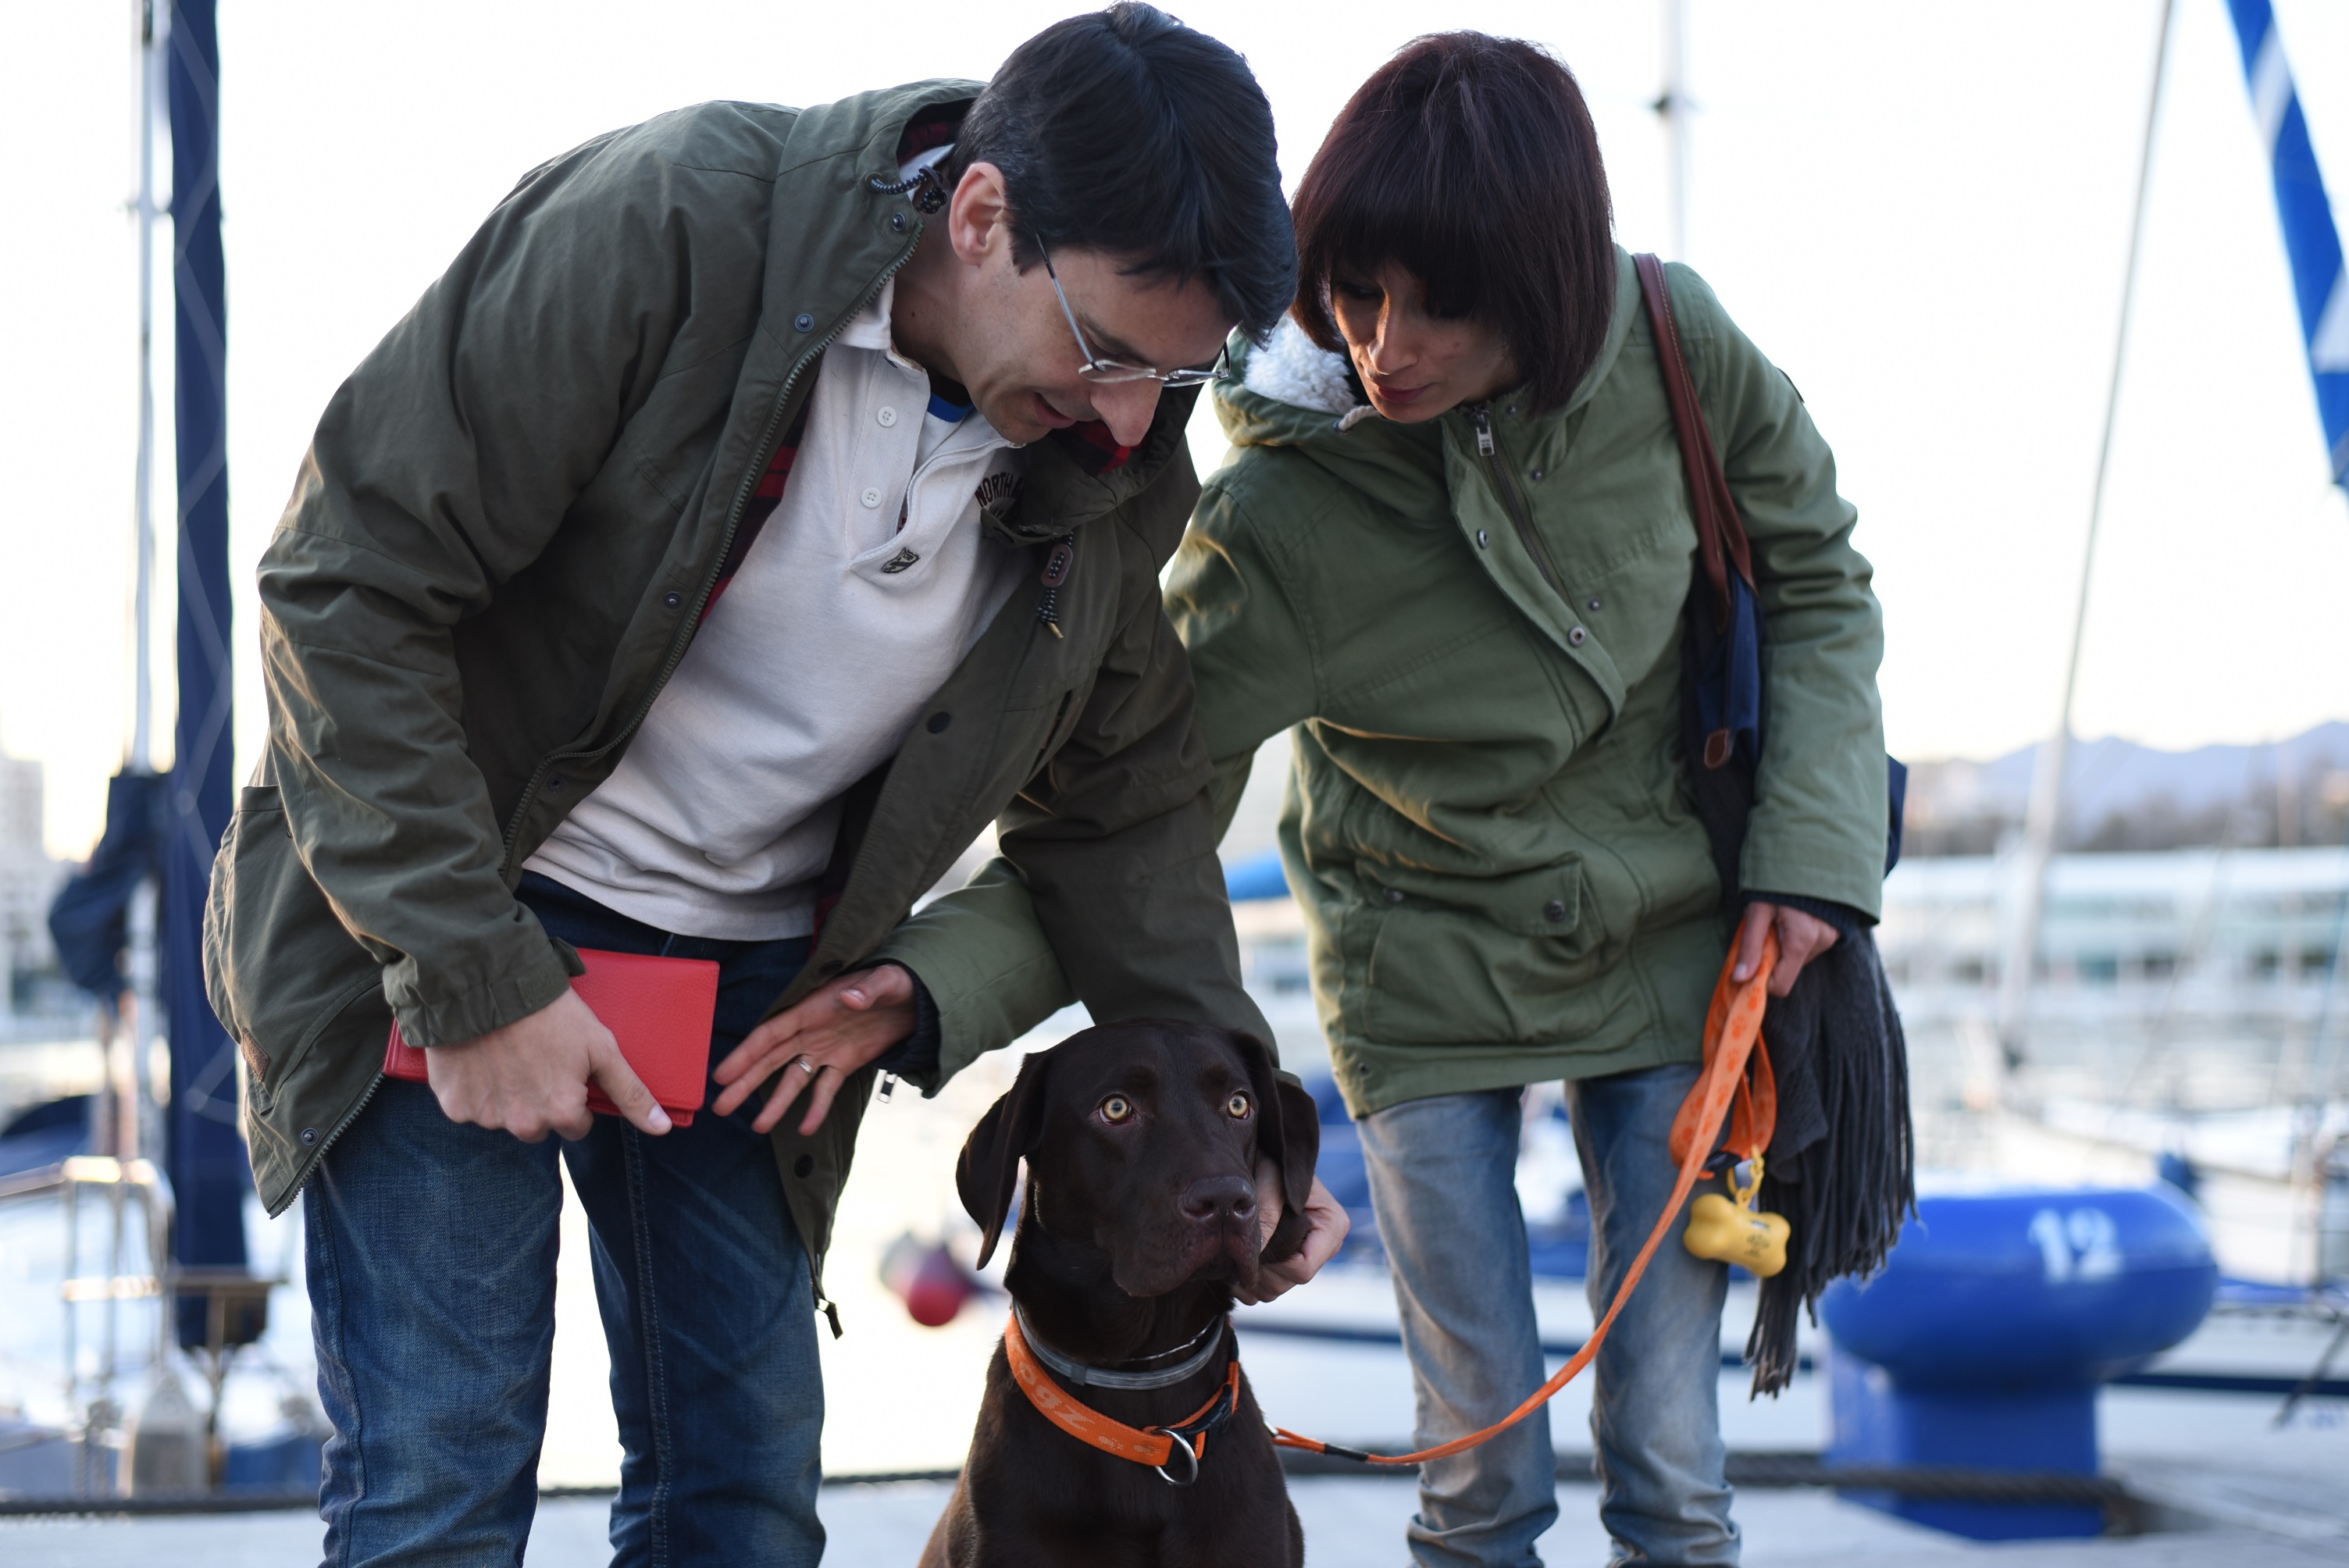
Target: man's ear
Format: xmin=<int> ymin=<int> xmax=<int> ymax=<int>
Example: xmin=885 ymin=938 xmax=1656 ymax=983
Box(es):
xmin=946 ymin=160 xmax=1014 ymax=269
xmin=957 ymin=1049 xmax=1051 ymax=1270
xmin=1234 ymin=1030 xmax=1321 ymax=1263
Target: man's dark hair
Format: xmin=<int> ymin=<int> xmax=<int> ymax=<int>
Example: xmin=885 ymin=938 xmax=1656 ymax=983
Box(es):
xmin=947 ymin=4 xmax=1294 ymax=343
xmin=1290 ymin=33 xmax=1616 ymax=411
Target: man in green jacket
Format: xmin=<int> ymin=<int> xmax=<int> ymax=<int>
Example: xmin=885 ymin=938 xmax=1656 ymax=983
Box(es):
xmin=203 ymin=9 xmax=1328 ymax=1562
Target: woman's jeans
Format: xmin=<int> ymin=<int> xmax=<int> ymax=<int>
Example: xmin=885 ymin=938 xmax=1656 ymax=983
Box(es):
xmin=304 ymin=874 xmax=824 ymax=1567
xmin=1357 ymin=1065 xmax=1737 ymax=1568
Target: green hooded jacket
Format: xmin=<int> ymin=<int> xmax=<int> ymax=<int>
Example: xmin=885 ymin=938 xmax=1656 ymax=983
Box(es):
xmin=201 ymin=82 xmax=1268 ymax=1310
xmin=880 ymin=249 xmax=1885 ymax=1116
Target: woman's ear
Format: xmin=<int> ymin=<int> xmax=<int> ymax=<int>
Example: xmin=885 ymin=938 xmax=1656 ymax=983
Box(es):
xmin=957 ymin=1050 xmax=1050 ymax=1269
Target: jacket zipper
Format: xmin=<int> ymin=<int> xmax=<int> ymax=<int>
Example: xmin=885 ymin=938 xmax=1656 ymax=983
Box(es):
xmin=1467 ymin=404 xmax=1570 ymax=603
xmin=495 ymin=236 xmax=926 ymax=875
xmin=274 ymin=1067 xmax=384 ymax=1217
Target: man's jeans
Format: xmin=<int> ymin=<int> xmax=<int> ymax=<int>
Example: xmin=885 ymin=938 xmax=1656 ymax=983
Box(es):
xmin=305 ymin=875 xmax=823 ymax=1567
xmin=1357 ymin=1065 xmax=1737 ymax=1568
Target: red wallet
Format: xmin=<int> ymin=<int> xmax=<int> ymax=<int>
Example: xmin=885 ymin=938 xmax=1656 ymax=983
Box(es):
xmin=383 ymin=948 xmax=722 ymax=1127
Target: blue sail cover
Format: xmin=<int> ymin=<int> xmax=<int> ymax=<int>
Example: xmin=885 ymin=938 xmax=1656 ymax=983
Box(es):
xmin=45 ymin=772 xmax=166 ymax=998
xmin=166 ymin=0 xmax=249 ymax=1345
xmin=2225 ymin=0 xmax=2349 ymax=485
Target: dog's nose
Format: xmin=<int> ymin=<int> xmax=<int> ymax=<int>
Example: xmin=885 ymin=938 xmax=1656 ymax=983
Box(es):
xmin=1180 ymin=1176 xmax=1258 ymax=1228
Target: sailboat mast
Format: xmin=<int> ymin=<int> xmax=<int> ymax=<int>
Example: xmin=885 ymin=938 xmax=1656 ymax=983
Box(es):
xmin=130 ymin=0 xmax=160 ymax=774
xmin=1997 ymin=0 xmax=2177 ymax=1065
xmin=1659 ymin=0 xmax=1691 ymax=261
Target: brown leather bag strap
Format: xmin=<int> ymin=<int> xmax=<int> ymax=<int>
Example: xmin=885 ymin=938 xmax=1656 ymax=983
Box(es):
xmin=1633 ymin=253 xmax=1755 ymax=628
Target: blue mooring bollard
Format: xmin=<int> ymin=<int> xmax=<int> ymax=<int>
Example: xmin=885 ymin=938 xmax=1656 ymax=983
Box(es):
xmin=1820 ymin=1182 xmax=2216 ymax=1540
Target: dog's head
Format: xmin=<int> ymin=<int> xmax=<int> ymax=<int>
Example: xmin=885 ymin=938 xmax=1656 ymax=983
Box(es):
xmin=957 ymin=1019 xmax=1320 ymax=1299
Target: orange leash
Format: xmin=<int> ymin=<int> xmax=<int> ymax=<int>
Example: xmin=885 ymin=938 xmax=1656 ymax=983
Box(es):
xmin=1003 ymin=1309 xmax=1242 ymax=1476
xmin=1269 ymin=932 xmax=1779 ymax=1467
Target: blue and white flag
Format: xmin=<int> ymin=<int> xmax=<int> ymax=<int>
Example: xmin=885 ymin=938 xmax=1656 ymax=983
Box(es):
xmin=2225 ymin=0 xmax=2349 ymax=486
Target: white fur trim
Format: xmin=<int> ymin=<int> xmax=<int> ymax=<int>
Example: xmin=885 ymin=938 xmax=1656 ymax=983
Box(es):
xmin=1244 ymin=318 xmax=1374 ymax=423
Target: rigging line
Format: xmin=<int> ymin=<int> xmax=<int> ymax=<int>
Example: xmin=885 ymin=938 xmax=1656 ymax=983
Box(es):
xmin=1998 ymin=0 xmax=2177 ymax=1067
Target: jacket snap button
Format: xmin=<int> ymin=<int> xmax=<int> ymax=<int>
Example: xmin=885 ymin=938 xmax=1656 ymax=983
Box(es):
xmin=1476 ymin=529 xmax=1488 ymax=548
xmin=547 ymin=775 xmax=566 ymax=792
xmin=1383 ymin=887 xmax=1404 ymax=904
xmin=1543 ymin=899 xmax=1568 ymax=923
xmin=793 ymin=312 xmax=815 ymax=333
xmin=1587 ymin=597 xmax=1602 ymax=612
xmin=1567 ymin=627 xmax=1587 ymax=647
xmin=1530 ymin=469 xmax=1545 ymax=482
xmin=300 ymin=1127 xmax=319 ymax=1146
xmin=927 ymin=711 xmax=951 ymax=733
xmin=889 ymin=212 xmax=907 ymax=233
xmin=793 ymin=1154 xmax=815 ymax=1178
xmin=663 ymin=590 xmax=683 ymax=610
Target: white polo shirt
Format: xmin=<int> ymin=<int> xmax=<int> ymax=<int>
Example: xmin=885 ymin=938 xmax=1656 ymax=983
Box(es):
xmin=524 ymin=279 xmax=1028 ymax=938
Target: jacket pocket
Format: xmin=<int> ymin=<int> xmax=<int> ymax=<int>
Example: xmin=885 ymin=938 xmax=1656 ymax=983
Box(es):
xmin=1353 ymin=857 xmax=1618 ymax=1046
xmin=203 ymin=786 xmax=382 ymax=1112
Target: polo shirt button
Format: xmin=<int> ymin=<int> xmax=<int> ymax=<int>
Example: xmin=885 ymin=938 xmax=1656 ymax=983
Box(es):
xmin=860 ymin=486 xmax=883 ymax=509
xmin=1568 ymin=627 xmax=1587 ymax=647
xmin=1544 ymin=899 xmax=1569 ymax=923
xmin=877 ymin=406 xmax=898 ymax=428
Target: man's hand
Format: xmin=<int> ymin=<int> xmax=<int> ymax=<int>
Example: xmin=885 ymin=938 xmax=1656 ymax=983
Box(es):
xmin=1239 ymin=1163 xmax=1350 ymax=1306
xmin=1734 ymin=901 xmax=1839 ymax=997
xmin=711 ymin=964 xmax=919 ymax=1135
xmin=426 ymin=987 xmax=671 ymax=1142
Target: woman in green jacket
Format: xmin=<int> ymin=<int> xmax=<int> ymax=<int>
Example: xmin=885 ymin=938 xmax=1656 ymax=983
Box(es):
xmin=1166 ymin=35 xmax=1887 ymax=1566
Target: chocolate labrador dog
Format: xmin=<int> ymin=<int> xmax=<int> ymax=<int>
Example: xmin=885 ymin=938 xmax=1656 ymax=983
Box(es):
xmin=919 ymin=1019 xmax=1319 ymax=1568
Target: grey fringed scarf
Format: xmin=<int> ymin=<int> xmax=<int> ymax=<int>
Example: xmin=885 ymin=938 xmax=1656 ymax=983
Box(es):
xmin=1742 ymin=931 xmax=1915 ymax=1395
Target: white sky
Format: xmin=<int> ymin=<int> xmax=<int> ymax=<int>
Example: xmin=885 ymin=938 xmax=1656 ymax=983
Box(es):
xmin=2 ymin=0 xmax=2346 ymax=858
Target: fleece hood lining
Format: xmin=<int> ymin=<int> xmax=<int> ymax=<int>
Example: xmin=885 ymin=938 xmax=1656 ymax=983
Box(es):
xmin=1243 ymin=319 xmax=1378 ymax=427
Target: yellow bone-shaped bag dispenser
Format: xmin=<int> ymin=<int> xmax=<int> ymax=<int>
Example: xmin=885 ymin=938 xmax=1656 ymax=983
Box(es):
xmin=1683 ymin=1159 xmax=1790 ymax=1278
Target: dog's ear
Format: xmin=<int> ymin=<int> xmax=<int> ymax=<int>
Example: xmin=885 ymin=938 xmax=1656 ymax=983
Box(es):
xmin=1232 ymin=1029 xmax=1322 ymax=1265
xmin=958 ymin=1050 xmax=1052 ymax=1270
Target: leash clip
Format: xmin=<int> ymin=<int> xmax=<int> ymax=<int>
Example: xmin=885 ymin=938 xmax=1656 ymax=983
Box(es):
xmin=1150 ymin=1431 xmax=1201 ymax=1487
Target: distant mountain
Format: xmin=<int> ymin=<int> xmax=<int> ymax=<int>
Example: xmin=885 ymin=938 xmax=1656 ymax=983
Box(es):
xmin=1902 ymin=721 xmax=2349 ymax=855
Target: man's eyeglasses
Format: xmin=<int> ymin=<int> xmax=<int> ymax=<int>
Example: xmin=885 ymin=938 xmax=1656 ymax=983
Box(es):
xmin=1039 ymin=242 xmax=1230 ymax=388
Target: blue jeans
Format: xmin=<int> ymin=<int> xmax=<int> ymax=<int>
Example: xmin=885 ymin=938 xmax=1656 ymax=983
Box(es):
xmin=305 ymin=875 xmax=823 ymax=1566
xmin=1358 ymin=1065 xmax=1736 ymax=1568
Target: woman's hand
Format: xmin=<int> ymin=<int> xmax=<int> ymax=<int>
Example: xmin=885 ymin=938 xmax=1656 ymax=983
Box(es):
xmin=711 ymin=964 xmax=919 ymax=1135
xmin=1734 ymin=902 xmax=1838 ymax=996
xmin=1238 ymin=1167 xmax=1350 ymax=1305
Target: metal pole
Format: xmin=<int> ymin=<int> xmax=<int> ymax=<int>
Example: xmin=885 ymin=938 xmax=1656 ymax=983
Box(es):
xmin=131 ymin=0 xmax=160 ymax=776
xmin=1997 ymin=0 xmax=2177 ymax=1064
xmin=1656 ymin=0 xmax=1692 ymax=262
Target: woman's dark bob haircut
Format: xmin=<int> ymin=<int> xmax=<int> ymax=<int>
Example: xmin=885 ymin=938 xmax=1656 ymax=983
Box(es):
xmin=1290 ymin=33 xmax=1615 ymax=412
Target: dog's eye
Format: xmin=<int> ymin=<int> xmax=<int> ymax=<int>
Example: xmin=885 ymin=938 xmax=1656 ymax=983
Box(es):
xmin=1100 ymin=1095 xmax=1133 ymax=1124
xmin=1226 ymin=1092 xmax=1251 ymax=1119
